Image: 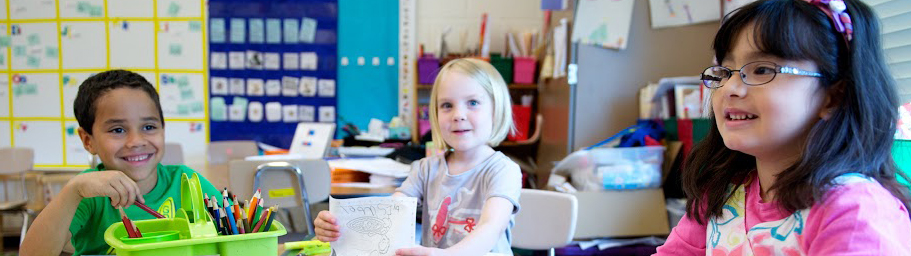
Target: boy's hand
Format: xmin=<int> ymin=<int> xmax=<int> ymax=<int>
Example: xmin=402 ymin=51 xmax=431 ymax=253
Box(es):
xmin=69 ymin=171 xmax=145 ymax=208
xmin=314 ymin=210 xmax=340 ymax=242
xmin=396 ymin=246 xmax=449 ymax=256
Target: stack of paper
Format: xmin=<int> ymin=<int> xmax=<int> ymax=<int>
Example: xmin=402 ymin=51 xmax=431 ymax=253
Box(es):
xmin=328 ymin=158 xmax=411 ymax=178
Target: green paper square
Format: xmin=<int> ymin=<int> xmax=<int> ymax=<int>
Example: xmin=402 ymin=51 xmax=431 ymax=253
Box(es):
xmin=45 ymin=47 xmax=58 ymax=59
xmin=167 ymin=2 xmax=181 ymax=16
xmin=27 ymin=34 xmax=40 ymax=46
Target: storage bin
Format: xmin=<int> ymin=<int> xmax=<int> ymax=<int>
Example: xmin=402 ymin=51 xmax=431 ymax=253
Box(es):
xmin=104 ymin=173 xmax=287 ymax=256
xmin=508 ymin=105 xmax=532 ymax=141
xmin=591 ymin=146 xmax=665 ymax=190
xmin=490 ymin=53 xmax=513 ymax=84
xmin=513 ymin=57 xmax=536 ymax=84
xmin=417 ymin=55 xmax=440 ymax=85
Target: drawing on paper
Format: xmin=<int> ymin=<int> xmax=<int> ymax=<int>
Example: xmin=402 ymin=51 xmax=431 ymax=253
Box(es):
xmin=330 ymin=197 xmax=417 ymax=256
xmin=347 ymin=216 xmax=392 ymax=254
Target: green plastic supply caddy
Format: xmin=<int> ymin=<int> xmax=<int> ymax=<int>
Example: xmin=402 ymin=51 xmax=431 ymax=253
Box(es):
xmin=104 ymin=173 xmax=286 ymax=256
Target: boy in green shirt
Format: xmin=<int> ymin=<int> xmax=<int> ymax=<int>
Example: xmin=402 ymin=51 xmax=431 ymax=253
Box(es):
xmin=20 ymin=70 xmax=221 ymax=256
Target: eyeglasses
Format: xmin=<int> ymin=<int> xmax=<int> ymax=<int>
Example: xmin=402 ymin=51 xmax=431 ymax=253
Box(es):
xmin=700 ymin=61 xmax=822 ymax=89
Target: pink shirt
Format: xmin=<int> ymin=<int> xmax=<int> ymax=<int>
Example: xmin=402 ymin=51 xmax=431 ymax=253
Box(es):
xmin=655 ymin=177 xmax=911 ymax=255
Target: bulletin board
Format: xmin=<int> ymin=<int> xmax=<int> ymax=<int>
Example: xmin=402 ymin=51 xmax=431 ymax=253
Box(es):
xmin=207 ymin=0 xmax=338 ymax=150
xmin=2 ymin=0 xmax=209 ymax=168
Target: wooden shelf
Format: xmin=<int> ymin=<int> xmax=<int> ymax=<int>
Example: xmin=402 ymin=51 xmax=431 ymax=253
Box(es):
xmin=416 ymin=83 xmax=537 ymax=90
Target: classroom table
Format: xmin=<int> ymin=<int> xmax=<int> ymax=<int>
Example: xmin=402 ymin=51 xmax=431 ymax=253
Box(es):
xmin=329 ymin=185 xmax=397 ymax=198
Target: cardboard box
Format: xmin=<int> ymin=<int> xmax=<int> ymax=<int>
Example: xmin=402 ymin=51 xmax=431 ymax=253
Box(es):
xmin=573 ymin=188 xmax=670 ymax=239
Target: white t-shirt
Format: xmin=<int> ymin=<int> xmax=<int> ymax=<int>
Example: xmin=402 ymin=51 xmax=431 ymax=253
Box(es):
xmin=396 ymin=151 xmax=523 ymax=255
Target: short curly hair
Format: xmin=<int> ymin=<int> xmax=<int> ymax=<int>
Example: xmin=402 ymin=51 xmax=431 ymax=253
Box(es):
xmin=73 ymin=70 xmax=162 ymax=135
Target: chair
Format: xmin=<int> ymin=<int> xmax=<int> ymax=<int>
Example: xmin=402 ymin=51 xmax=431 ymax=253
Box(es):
xmin=206 ymin=141 xmax=258 ymax=188
xmin=512 ymin=189 xmax=578 ymax=256
xmin=161 ymin=142 xmax=184 ymax=165
xmin=0 ymin=147 xmax=35 ymax=250
xmin=228 ymin=159 xmax=331 ymax=239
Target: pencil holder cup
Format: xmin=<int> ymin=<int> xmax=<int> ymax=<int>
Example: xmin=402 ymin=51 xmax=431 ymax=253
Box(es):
xmin=104 ymin=173 xmax=287 ymax=256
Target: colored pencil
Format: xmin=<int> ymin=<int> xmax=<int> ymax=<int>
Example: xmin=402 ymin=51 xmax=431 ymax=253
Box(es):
xmin=248 ymin=189 xmax=261 ymax=221
xmin=134 ymin=201 xmax=165 ymax=219
xmin=224 ymin=197 xmax=238 ymax=235
xmin=119 ymin=207 xmax=139 ymax=238
xmin=252 ymin=198 xmax=264 ymax=227
xmin=252 ymin=208 xmax=269 ymax=233
xmin=262 ymin=206 xmax=277 ymax=232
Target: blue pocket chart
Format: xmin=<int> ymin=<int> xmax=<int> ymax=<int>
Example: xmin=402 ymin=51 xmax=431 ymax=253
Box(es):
xmin=208 ymin=0 xmax=338 ymax=149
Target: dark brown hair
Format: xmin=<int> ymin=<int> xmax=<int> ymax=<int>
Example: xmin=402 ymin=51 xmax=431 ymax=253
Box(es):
xmin=73 ymin=70 xmax=163 ymax=135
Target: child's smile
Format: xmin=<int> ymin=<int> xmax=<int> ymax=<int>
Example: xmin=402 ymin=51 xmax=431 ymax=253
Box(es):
xmin=120 ymin=152 xmax=155 ymax=166
xmin=722 ymin=108 xmax=759 ymax=129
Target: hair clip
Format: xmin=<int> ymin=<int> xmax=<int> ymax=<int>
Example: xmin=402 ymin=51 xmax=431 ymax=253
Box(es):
xmin=802 ymin=0 xmax=854 ymax=42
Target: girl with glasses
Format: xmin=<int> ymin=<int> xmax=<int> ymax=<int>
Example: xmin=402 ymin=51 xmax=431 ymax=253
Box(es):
xmin=656 ymin=0 xmax=911 ymax=255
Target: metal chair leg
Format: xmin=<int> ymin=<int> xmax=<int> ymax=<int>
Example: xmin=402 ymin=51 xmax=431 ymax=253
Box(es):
xmin=20 ymin=210 xmax=29 ymax=245
xmin=253 ymin=162 xmax=315 ymax=240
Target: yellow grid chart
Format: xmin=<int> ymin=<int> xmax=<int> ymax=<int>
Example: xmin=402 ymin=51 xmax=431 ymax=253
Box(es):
xmin=1 ymin=0 xmax=209 ymax=169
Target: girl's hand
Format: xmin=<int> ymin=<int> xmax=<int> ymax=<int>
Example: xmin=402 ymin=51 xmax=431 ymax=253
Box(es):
xmin=314 ymin=210 xmax=340 ymax=242
xmin=68 ymin=171 xmax=144 ymax=208
xmin=396 ymin=246 xmax=450 ymax=256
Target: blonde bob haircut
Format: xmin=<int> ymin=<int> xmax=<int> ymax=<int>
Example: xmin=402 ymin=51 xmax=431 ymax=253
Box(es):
xmin=429 ymin=58 xmax=515 ymax=152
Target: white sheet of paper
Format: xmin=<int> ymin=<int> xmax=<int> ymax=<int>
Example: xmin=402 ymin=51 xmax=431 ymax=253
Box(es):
xmin=648 ymin=0 xmax=720 ymax=29
xmin=229 ymin=51 xmax=245 ymax=69
xmin=319 ymin=106 xmax=335 ymax=123
xmin=283 ymin=52 xmax=299 ymax=70
xmin=299 ymin=76 xmax=317 ymax=97
xmin=228 ymin=104 xmax=246 ymax=122
xmin=265 ymin=102 xmax=282 ymax=122
xmin=318 ymin=79 xmax=335 ymax=97
xmin=248 ymin=101 xmax=264 ymax=122
xmin=300 ymin=52 xmax=318 ymax=70
xmin=329 ymin=196 xmax=417 ymax=256
xmin=326 ymin=158 xmax=411 ymax=178
xmin=246 ymin=50 xmax=263 ymax=69
xmin=571 ymin=0 xmax=635 ymax=50
xmin=246 ymin=78 xmax=264 ymax=96
xmin=229 ymin=78 xmax=245 ymax=95
xmin=282 ymin=105 xmax=299 ymax=123
xmin=282 ymin=76 xmax=300 ymax=97
xmin=210 ymin=52 xmax=227 ymax=69
xmin=264 ymin=52 xmax=280 ymax=70
xmin=265 ymin=79 xmax=281 ymax=96
xmin=299 ymin=105 xmax=315 ymax=122
xmin=210 ymin=77 xmax=228 ymax=95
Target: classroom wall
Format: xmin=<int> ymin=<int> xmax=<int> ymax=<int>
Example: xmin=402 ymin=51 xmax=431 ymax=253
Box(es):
xmin=571 ymin=1 xmax=718 ymax=150
xmin=1 ymin=0 xmax=209 ymax=169
xmin=416 ymin=0 xmax=544 ymax=55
